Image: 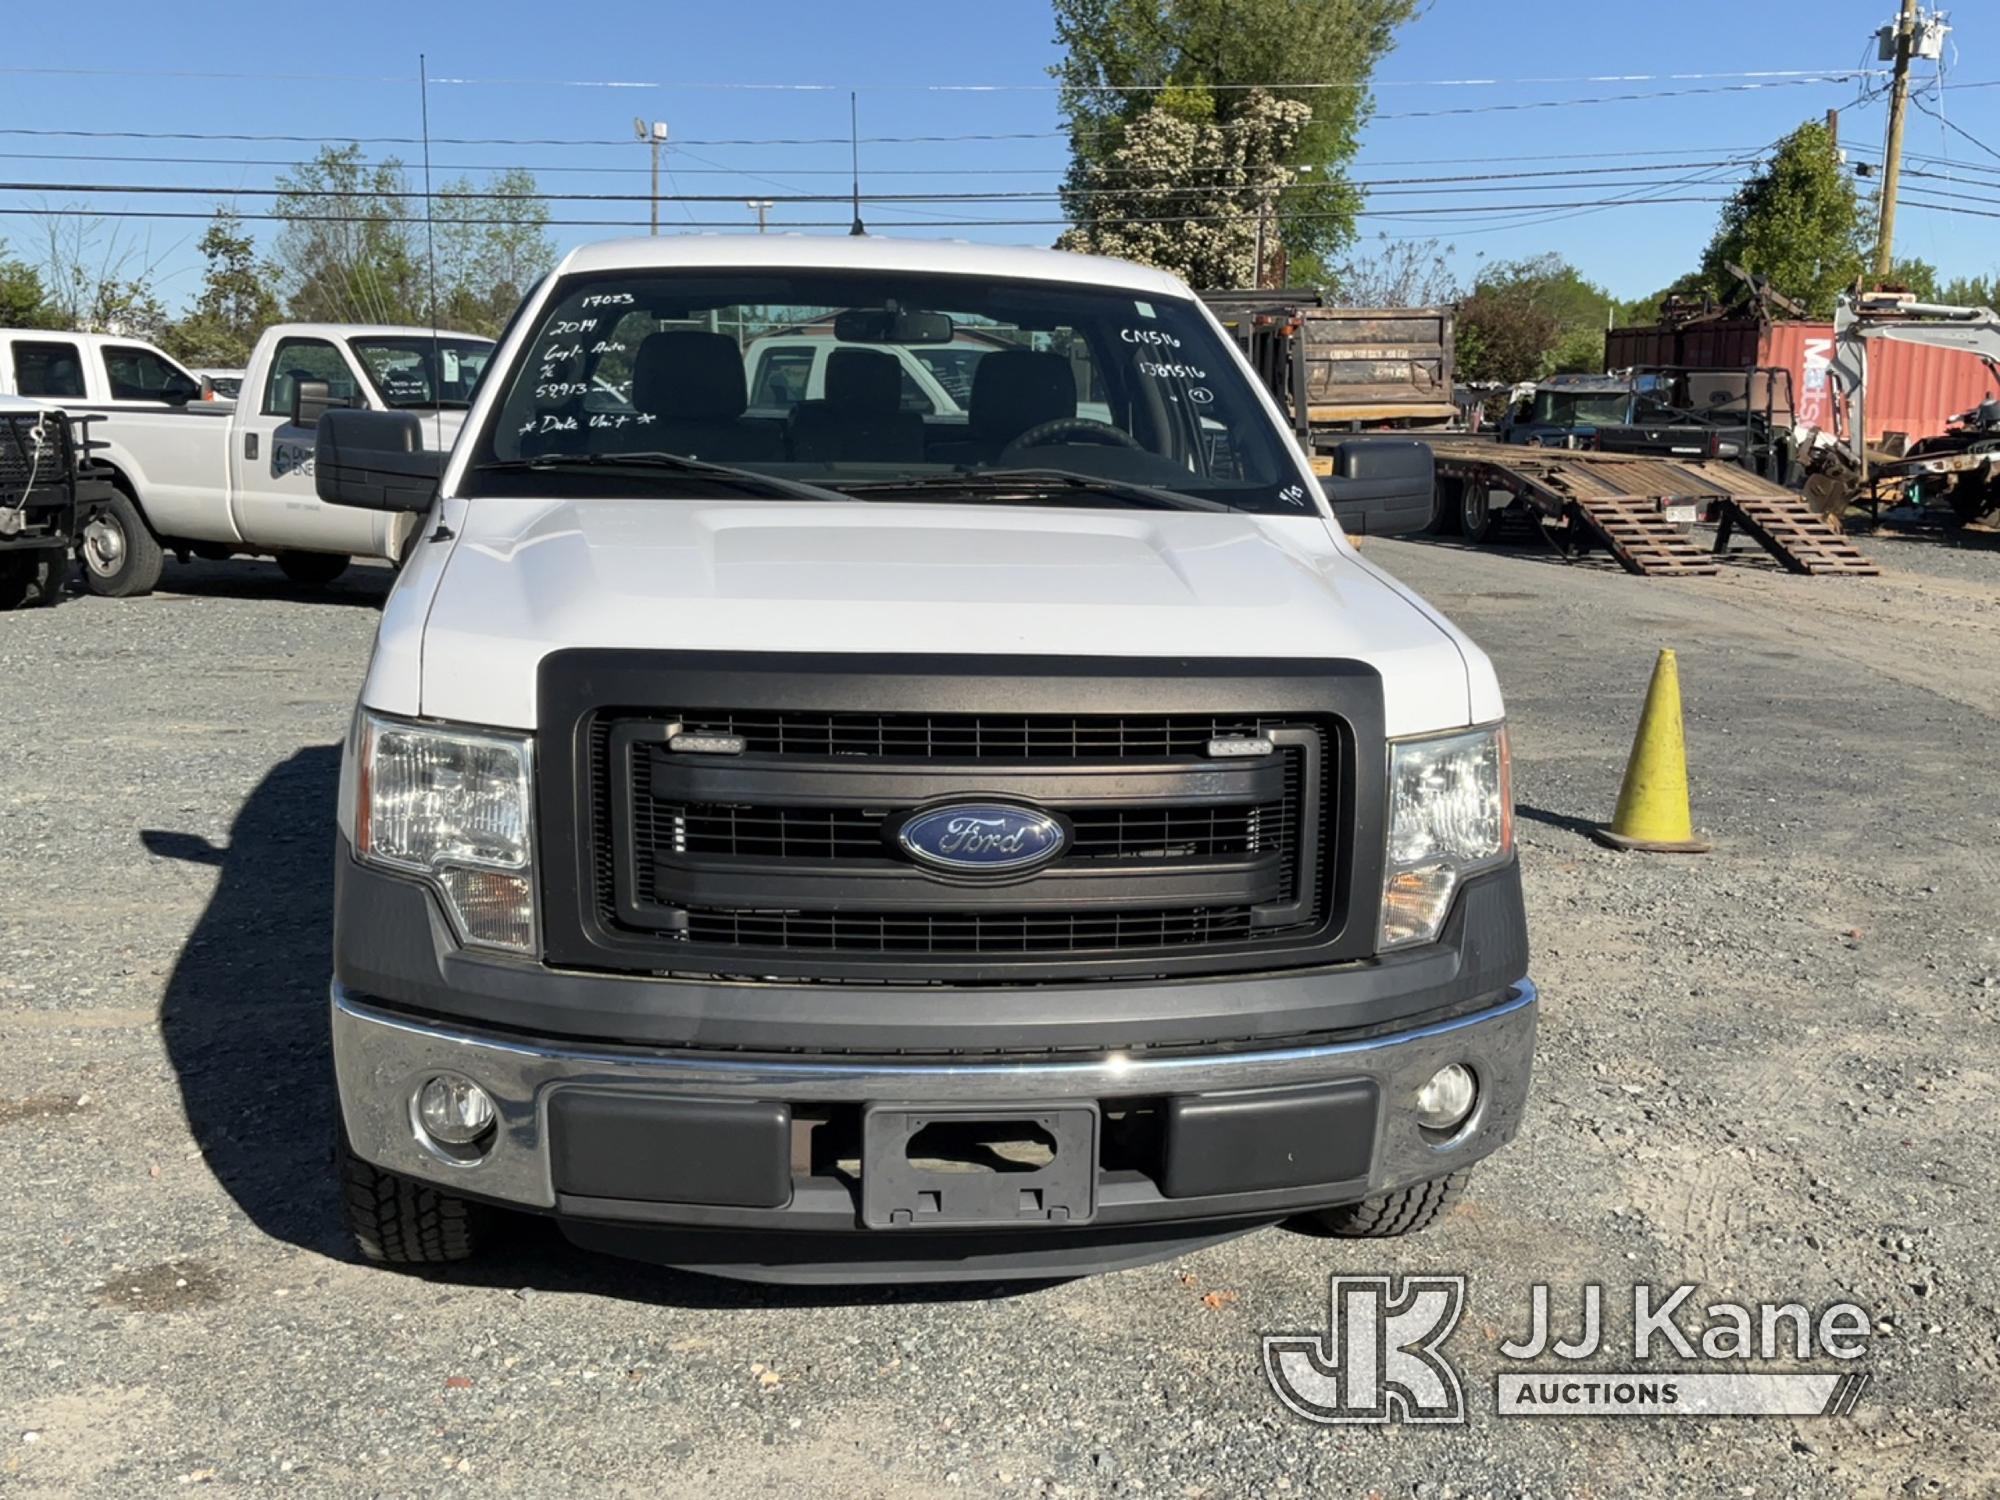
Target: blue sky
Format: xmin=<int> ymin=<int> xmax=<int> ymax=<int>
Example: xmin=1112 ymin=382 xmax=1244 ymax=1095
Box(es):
xmin=2 ymin=0 xmax=1995 ymax=313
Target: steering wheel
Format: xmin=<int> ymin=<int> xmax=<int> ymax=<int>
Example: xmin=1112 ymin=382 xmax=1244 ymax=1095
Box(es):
xmin=998 ymin=417 xmax=1144 ymax=463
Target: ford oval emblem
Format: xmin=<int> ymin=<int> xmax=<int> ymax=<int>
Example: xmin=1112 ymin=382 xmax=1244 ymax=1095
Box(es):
xmin=894 ymin=802 xmax=1067 ymax=874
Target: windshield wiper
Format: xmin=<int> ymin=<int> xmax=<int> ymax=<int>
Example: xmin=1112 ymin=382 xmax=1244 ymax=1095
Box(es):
xmin=837 ymin=468 xmax=1230 ymax=513
xmin=472 ymin=451 xmax=854 ymax=503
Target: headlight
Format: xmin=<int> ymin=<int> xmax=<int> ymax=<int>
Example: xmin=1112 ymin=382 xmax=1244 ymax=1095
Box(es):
xmin=357 ymin=713 xmax=537 ymax=954
xmin=1379 ymin=724 xmax=1512 ymax=950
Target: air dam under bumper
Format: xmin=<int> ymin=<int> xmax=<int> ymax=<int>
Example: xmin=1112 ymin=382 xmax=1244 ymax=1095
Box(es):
xmin=332 ymin=980 xmax=1537 ymax=1281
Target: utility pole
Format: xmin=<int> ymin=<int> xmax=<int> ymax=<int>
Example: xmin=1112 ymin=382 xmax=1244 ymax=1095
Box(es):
xmin=634 ymin=118 xmax=668 ymax=235
xmin=745 ymin=199 xmax=774 ymax=233
xmin=1874 ymin=0 xmax=1918 ymax=280
xmin=1252 ymin=189 xmax=1274 ymax=290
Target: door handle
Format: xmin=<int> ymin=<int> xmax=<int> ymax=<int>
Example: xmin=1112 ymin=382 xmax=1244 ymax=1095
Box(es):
xmin=245 ymin=433 xmax=258 ymax=461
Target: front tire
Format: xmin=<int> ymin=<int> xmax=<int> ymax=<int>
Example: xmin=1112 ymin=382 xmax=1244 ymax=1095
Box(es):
xmin=277 ymin=551 xmax=352 ymax=588
xmin=338 ymin=1134 xmax=484 ymax=1265
xmin=79 ymin=490 xmax=164 ymax=598
xmin=1295 ymin=1170 xmax=1471 ymax=1238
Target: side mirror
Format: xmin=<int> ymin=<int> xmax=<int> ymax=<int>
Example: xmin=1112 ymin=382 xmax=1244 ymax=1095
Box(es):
xmin=159 ymin=374 xmax=201 ymax=408
xmin=315 ymin=408 xmax=444 ymax=512
xmin=1319 ymin=438 xmax=1436 ymax=537
xmin=291 ymin=379 xmax=346 ymax=428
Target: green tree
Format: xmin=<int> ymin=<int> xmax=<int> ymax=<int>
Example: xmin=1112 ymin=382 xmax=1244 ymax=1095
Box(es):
xmin=1052 ymin=0 xmax=1421 ymax=278
xmin=1695 ymin=120 xmax=1863 ymax=318
xmin=1940 ymin=272 xmax=1999 ymax=308
xmin=1331 ymin=236 xmax=1461 ymax=308
xmin=33 ymin=212 xmax=170 ymax=337
xmin=270 ymin=145 xmax=426 ymax=326
xmin=431 ymin=168 xmax=557 ymax=336
xmin=1056 ymin=88 xmax=1312 ymax=287
xmin=0 ymin=239 xmax=55 ymax=327
xmin=269 ymin=147 xmax=555 ymax=335
xmin=160 ymin=211 xmax=279 ymax=366
xmin=1456 ymin=254 xmax=1619 ymax=386
xmin=1884 ymin=257 xmax=1939 ymax=301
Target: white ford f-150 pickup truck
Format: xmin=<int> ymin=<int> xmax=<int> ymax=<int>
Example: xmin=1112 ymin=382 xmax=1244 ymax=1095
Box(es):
xmin=64 ymin=322 xmax=492 ymax=596
xmin=317 ymin=236 xmax=1534 ymax=1283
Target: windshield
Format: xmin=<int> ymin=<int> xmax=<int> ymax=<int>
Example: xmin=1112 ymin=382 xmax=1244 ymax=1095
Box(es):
xmin=1529 ymin=390 xmax=1630 ymax=427
xmin=465 ymin=269 xmax=1308 ymax=513
xmin=352 ymin=336 xmax=495 ymax=408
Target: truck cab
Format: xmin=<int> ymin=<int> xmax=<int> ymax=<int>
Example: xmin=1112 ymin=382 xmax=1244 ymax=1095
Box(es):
xmin=315 ymin=237 xmax=1534 ymax=1283
xmin=0 ymin=329 xmax=204 ymax=411
xmin=1501 ymin=372 xmax=1742 ymax=460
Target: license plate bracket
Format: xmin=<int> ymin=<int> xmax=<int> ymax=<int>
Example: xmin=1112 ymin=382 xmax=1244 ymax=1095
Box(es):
xmin=860 ymin=1102 xmax=1098 ymax=1229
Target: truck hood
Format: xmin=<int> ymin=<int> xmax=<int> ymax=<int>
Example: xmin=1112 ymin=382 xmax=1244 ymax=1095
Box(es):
xmin=396 ymin=497 xmax=1486 ymax=735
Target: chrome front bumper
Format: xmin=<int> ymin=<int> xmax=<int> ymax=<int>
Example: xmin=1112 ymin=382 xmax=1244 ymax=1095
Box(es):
xmin=332 ymin=980 xmax=1537 ymax=1217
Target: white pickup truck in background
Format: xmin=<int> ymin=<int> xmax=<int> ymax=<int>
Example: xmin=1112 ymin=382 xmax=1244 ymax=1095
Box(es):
xmin=28 ymin=322 xmax=493 ymax=596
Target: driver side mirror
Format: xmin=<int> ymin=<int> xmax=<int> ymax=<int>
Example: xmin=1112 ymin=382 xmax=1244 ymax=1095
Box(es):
xmin=315 ymin=408 xmax=444 ymax=512
xmin=1319 ymin=438 xmax=1435 ymax=537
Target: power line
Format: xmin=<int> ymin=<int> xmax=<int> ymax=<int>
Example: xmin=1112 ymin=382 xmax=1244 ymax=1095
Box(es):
xmin=0 ymin=75 xmax=1937 ymax=152
xmin=1909 ymin=90 xmax=2000 ymax=165
xmin=0 ymin=169 xmax=1757 ymax=206
xmin=0 ymin=197 xmax=1742 ymax=230
xmin=0 ymin=65 xmax=1890 ymax=91
xmin=0 ymin=146 xmax=1761 ymax=186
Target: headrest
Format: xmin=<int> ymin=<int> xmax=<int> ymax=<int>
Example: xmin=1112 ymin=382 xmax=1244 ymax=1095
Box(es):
xmin=824 ymin=348 xmax=903 ymax=414
xmin=970 ymin=349 xmax=1076 ymax=443
xmin=632 ymin=331 xmax=747 ymax=420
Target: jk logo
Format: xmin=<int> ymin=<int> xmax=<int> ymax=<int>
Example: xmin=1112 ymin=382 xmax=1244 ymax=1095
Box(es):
xmin=1264 ymin=1275 xmax=1467 ymax=1425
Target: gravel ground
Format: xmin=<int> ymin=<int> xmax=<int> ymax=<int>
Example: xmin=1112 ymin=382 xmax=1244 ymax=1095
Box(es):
xmin=1 ymin=527 xmax=1997 ymax=1498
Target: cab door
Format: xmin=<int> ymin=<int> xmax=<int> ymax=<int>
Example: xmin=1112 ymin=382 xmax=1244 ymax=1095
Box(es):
xmin=228 ymin=335 xmax=384 ymax=556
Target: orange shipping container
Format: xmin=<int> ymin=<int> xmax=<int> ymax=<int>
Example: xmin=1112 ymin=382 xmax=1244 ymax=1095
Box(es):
xmin=1605 ymin=318 xmax=2000 ymax=444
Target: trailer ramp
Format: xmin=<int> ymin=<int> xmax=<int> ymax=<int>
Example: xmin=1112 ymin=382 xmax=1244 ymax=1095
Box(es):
xmin=1703 ymin=472 xmax=1881 ymax=576
xmin=1421 ymin=440 xmax=1876 ymax=578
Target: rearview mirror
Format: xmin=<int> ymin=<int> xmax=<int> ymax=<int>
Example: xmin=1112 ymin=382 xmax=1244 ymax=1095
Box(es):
xmin=832 ymin=307 xmax=955 ymax=345
xmin=315 ymin=408 xmax=444 ymax=512
xmin=290 ymin=379 xmax=346 ymax=428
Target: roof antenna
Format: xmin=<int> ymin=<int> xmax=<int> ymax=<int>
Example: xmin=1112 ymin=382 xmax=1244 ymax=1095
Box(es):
xmin=418 ymin=53 xmax=446 ymax=456
xmin=848 ymin=91 xmax=866 ymax=236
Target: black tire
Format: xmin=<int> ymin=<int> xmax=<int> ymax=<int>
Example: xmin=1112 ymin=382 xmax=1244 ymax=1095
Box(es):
xmin=78 ymin=490 xmax=164 ymax=598
xmin=1460 ymin=485 xmax=1501 ymax=544
xmin=1297 ymin=1170 xmax=1471 ymax=1238
xmin=1945 ymin=473 xmax=1998 ymax=527
xmin=277 ymin=551 xmax=352 ymax=588
xmin=337 ymin=1133 xmax=484 ymax=1264
xmin=1429 ymin=477 xmax=1464 ymax=536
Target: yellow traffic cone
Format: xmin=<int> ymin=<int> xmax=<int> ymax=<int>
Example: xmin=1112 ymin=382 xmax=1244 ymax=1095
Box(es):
xmin=1591 ymin=648 xmax=1712 ymax=853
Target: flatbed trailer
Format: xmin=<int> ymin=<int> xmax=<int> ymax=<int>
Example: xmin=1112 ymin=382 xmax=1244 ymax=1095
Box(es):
xmin=1416 ymin=437 xmax=1878 ymax=578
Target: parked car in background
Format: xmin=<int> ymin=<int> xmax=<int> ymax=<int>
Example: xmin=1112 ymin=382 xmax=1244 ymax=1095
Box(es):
xmin=55 ymin=323 xmax=493 ymax=596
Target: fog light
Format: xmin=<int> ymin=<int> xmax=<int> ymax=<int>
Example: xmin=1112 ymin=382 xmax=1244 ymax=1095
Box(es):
xmin=1414 ymin=1064 xmax=1477 ymax=1131
xmin=415 ymin=1073 xmax=496 ymax=1146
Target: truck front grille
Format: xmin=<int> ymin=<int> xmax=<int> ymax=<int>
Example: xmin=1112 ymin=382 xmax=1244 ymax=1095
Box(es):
xmin=579 ymin=710 xmax=1331 ymax=977
xmin=539 ymin=655 xmax=1381 ymax=985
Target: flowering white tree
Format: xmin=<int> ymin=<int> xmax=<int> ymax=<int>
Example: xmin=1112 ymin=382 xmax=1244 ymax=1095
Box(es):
xmin=1057 ymin=89 xmax=1312 ymax=289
